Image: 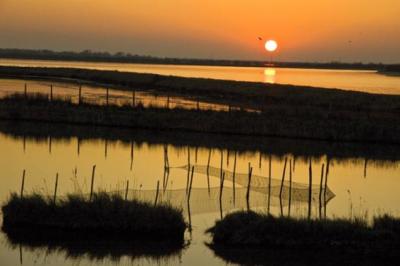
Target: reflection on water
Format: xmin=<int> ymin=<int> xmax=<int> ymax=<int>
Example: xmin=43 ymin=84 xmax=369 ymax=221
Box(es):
xmin=264 ymin=68 xmax=276 ymax=84
xmin=1 ymin=58 xmax=400 ymax=95
xmin=0 ymin=123 xmax=399 ymax=265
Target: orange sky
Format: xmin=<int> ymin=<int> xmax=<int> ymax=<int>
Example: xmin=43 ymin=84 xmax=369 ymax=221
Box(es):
xmin=0 ymin=0 xmax=399 ymax=63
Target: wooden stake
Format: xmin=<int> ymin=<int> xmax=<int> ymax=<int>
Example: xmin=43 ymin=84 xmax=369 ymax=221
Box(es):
xmin=20 ymin=170 xmax=26 ymax=198
xmin=246 ymin=163 xmax=253 ymax=212
xmin=267 ymin=155 xmax=272 ymax=214
xmin=104 ymin=139 xmax=108 ymax=158
xmin=288 ymin=159 xmax=292 ymax=217
xmin=78 ymin=85 xmax=82 ymax=105
xmin=167 ymin=95 xmax=170 ymax=109
xmin=279 ymin=157 xmax=288 ymax=199
xmin=207 ymin=149 xmax=211 ymax=195
xmin=48 ymin=136 xmax=52 ymax=154
xmin=279 ymin=157 xmax=288 ymax=216
xmin=106 ymin=88 xmax=109 ymax=106
xmin=186 ymin=147 xmax=190 ymax=195
xmin=50 ymin=85 xmax=53 ymax=101
xmin=220 ymin=149 xmax=223 ymax=181
xmin=90 ymin=165 xmax=96 ymax=201
xmin=219 ymin=171 xmax=225 ymax=219
xmin=324 ymin=157 xmax=330 ymax=218
xmin=154 ymin=180 xmax=160 ymax=206
xmin=232 ymin=151 xmax=237 ymax=206
xmin=53 ymin=173 xmax=59 ymax=204
xmin=24 ymin=83 xmax=27 ymax=99
xmin=132 ymin=90 xmax=136 ymax=107
xmin=319 ymin=164 xmax=325 ymax=219
xmin=308 ymin=159 xmax=313 ymax=219
xmin=125 ymin=180 xmax=129 ymax=200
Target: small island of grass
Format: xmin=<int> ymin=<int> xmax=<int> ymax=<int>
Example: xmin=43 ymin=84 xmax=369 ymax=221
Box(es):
xmin=2 ymin=192 xmax=186 ymax=242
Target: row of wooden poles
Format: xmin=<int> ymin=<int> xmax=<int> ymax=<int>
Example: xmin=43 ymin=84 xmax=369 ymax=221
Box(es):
xmin=19 ymin=165 xmax=160 ymax=206
xmin=21 ymin=83 xmax=230 ymax=111
xmin=19 ymin=146 xmax=331 ymax=222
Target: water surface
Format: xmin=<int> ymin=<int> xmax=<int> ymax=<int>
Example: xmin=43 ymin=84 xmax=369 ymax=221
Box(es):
xmin=1 ymin=59 xmax=399 ymax=95
xmin=0 ymin=123 xmax=399 ymax=265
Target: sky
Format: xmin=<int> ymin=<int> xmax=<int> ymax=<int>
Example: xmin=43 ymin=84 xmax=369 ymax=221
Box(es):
xmin=0 ymin=0 xmax=399 ymax=63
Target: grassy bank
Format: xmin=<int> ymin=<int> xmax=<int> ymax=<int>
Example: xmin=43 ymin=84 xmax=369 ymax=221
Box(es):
xmin=0 ymin=94 xmax=399 ymax=144
xmin=207 ymin=211 xmax=400 ymax=248
xmin=1 ymin=66 xmax=400 ymax=113
xmin=2 ymin=192 xmax=186 ymax=241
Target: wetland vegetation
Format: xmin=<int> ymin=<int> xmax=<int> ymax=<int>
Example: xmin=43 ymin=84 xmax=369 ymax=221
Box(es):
xmin=2 ymin=192 xmax=186 ymax=242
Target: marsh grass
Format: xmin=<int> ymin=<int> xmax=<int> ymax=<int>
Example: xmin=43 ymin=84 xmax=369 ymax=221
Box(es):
xmin=1 ymin=93 xmax=400 ymax=144
xmin=207 ymin=211 xmax=400 ymax=248
xmin=2 ymin=192 xmax=186 ymax=241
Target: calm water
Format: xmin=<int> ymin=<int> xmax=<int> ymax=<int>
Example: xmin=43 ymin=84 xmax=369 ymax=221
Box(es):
xmin=1 ymin=59 xmax=400 ymax=95
xmin=0 ymin=124 xmax=399 ymax=265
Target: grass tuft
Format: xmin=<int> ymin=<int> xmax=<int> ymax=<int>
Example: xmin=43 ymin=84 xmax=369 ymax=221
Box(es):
xmin=2 ymin=192 xmax=186 ymax=241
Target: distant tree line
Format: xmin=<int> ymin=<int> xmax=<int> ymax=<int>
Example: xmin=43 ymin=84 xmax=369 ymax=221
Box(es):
xmin=0 ymin=48 xmax=393 ymax=70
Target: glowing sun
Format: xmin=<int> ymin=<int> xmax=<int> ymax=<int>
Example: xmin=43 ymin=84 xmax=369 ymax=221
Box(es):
xmin=265 ymin=40 xmax=278 ymax=52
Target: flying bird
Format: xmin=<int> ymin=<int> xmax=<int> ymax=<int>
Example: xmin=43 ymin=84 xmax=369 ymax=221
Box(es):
xmin=258 ymin=37 xmax=263 ymax=41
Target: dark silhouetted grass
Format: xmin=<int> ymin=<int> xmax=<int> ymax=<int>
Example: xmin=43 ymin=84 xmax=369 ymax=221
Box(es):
xmin=0 ymin=93 xmax=400 ymax=144
xmin=2 ymin=192 xmax=186 ymax=242
xmin=207 ymin=211 xmax=400 ymax=248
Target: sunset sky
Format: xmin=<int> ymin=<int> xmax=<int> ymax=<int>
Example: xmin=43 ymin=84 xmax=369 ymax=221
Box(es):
xmin=0 ymin=0 xmax=399 ymax=63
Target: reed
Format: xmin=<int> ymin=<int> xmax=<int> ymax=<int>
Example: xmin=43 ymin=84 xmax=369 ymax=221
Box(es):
xmin=2 ymin=192 xmax=186 ymax=241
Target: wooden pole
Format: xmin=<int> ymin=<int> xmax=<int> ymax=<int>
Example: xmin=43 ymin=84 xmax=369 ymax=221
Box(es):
xmin=154 ymin=180 xmax=160 ymax=206
xmin=90 ymin=165 xmax=96 ymax=201
xmin=246 ymin=163 xmax=253 ymax=212
xmin=132 ymin=90 xmax=136 ymax=107
xmin=267 ymin=155 xmax=272 ymax=214
xmin=106 ymin=88 xmax=109 ymax=106
xmin=279 ymin=158 xmax=288 ymax=199
xmin=288 ymin=159 xmax=292 ymax=217
xmin=20 ymin=170 xmax=26 ymax=198
xmin=78 ymin=85 xmax=82 ymax=105
xmin=130 ymin=141 xmax=134 ymax=171
xmin=104 ymin=139 xmax=108 ymax=158
xmin=187 ymin=166 xmax=195 ymax=231
xmin=50 ymin=85 xmax=53 ymax=102
xmin=259 ymin=153 xmax=262 ymax=169
xmin=77 ymin=138 xmax=80 ymax=156
xmin=219 ymin=172 xmax=225 ymax=219
xmin=319 ymin=163 xmax=325 ymax=219
xmin=23 ymin=135 xmax=26 ymax=153
xmin=220 ymin=149 xmax=223 ymax=181
xmin=186 ymin=147 xmax=190 ymax=195
xmin=195 ymin=146 xmax=198 ymax=163
xmin=167 ymin=95 xmax=170 ymax=109
xmin=48 ymin=136 xmax=52 ymax=154
xmin=207 ymin=149 xmax=211 ymax=195
xmin=24 ymin=83 xmax=27 ymax=99
xmin=196 ymin=98 xmax=200 ymax=110
xmin=188 ymin=166 xmax=194 ymax=201
xmin=233 ymin=151 xmax=237 ymax=206
xmin=308 ymin=159 xmax=313 ymax=220
xmin=125 ymin=180 xmax=129 ymax=200
xmin=279 ymin=157 xmax=288 ymax=216
xmin=364 ymin=158 xmax=368 ymax=178
xmin=324 ymin=157 xmax=330 ymax=218
xmin=53 ymin=173 xmax=59 ymax=204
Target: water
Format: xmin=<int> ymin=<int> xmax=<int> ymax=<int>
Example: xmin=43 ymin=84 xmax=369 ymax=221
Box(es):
xmin=1 ymin=59 xmax=400 ymax=95
xmin=0 ymin=122 xmax=399 ymax=265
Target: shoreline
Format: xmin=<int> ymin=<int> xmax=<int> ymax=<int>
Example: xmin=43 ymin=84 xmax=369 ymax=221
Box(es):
xmin=0 ymin=94 xmax=399 ymax=144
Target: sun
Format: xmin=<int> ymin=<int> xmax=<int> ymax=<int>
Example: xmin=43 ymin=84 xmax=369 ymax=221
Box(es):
xmin=265 ymin=40 xmax=278 ymax=52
